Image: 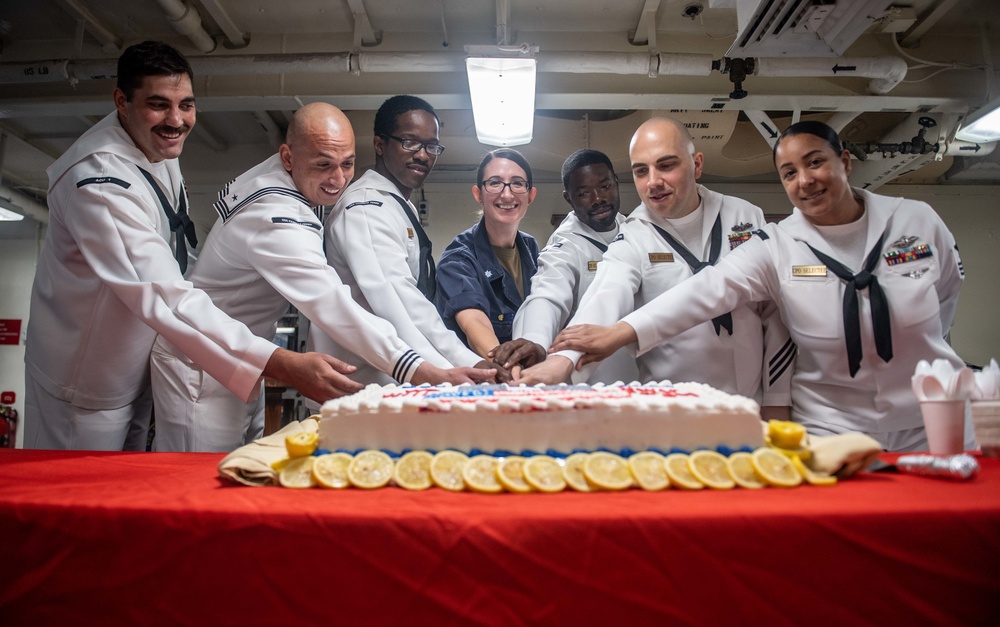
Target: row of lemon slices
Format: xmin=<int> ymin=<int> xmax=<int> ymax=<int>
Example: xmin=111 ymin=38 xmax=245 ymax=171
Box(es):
xmin=277 ymin=446 xmax=836 ymax=491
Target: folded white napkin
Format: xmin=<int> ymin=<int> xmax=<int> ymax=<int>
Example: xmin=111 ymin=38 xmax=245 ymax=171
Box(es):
xmin=217 ymin=418 xmax=319 ymax=487
xmin=973 ymin=359 xmax=1000 ymax=400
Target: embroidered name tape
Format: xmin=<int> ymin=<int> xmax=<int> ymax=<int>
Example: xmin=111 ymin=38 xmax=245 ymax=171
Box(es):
xmin=792 ymin=265 xmax=827 ymax=277
xmin=271 ymin=217 xmax=321 ymax=230
xmin=648 ymin=252 xmax=674 ymax=263
xmin=884 ymin=243 xmax=932 ymax=266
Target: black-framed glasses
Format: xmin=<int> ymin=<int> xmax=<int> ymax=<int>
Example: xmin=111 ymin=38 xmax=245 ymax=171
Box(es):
xmin=482 ymin=178 xmax=530 ymax=194
xmin=380 ymin=134 xmax=445 ymax=156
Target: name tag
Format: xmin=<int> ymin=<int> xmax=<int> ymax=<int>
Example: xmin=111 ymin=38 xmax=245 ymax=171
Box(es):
xmin=406 ymin=227 xmax=414 ymax=238
xmin=587 ymin=261 xmax=599 ymax=271
xmin=648 ymin=253 xmax=674 ymax=263
xmin=792 ymin=265 xmax=827 ymax=277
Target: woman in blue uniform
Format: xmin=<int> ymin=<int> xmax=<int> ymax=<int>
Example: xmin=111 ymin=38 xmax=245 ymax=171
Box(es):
xmin=435 ymin=148 xmax=540 ymax=358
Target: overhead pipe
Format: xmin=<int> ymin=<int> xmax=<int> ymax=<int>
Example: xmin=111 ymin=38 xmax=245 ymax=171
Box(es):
xmin=155 ymin=0 xmax=216 ymax=53
xmin=0 ymin=184 xmax=49 ymax=223
xmin=0 ymin=50 xmax=907 ymax=95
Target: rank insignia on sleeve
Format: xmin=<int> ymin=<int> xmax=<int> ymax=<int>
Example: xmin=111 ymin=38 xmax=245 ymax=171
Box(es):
xmin=648 ymin=252 xmax=674 ymax=263
xmin=406 ymin=227 xmax=414 ymax=238
xmin=732 ymin=221 xmax=753 ymax=233
xmin=728 ymin=231 xmax=753 ymax=250
xmin=889 ymin=235 xmax=919 ymax=249
xmin=792 ymin=265 xmax=827 ymax=277
xmin=587 ymin=261 xmax=599 ymax=271
xmin=884 ymin=243 xmax=932 ymax=266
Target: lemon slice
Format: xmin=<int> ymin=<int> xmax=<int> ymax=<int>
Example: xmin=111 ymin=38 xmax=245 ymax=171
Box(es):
xmin=582 ymin=452 xmax=633 ymax=491
xmin=791 ymin=456 xmax=838 ymax=487
xmin=496 ymin=456 xmax=534 ymax=493
xmin=751 ymin=447 xmax=803 ymax=488
xmin=626 ymin=451 xmax=670 ymax=491
xmin=523 ymin=455 xmax=567 ymax=493
xmin=393 ymin=450 xmax=433 ymax=491
xmin=664 ymin=453 xmax=704 ymax=490
xmin=771 ymin=445 xmax=812 ymax=462
xmin=278 ymin=456 xmax=316 ymax=489
xmin=347 ymin=450 xmax=394 ymax=489
xmin=312 ymin=452 xmax=353 ymax=489
xmin=463 ymin=454 xmax=504 ymax=494
xmin=270 ymin=457 xmax=292 ymax=473
xmin=561 ymin=453 xmax=592 ymax=492
xmin=430 ymin=450 xmax=469 ymax=492
xmin=727 ymin=452 xmax=766 ymax=489
xmin=285 ymin=431 xmax=319 ymax=458
xmin=767 ymin=420 xmax=807 ymax=449
xmin=688 ymin=450 xmax=736 ymax=490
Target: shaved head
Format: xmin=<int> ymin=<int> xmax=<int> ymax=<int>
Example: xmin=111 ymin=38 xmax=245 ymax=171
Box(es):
xmin=280 ymin=102 xmax=357 ymax=207
xmin=627 ymin=116 xmax=704 ymax=219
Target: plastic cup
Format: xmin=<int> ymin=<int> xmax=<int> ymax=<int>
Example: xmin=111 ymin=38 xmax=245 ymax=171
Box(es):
xmin=971 ymin=400 xmax=1000 ymax=457
xmin=920 ymin=400 xmax=966 ymax=455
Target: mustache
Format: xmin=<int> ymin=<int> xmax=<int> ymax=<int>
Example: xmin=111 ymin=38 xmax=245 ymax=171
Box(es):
xmin=152 ymin=124 xmax=190 ymax=135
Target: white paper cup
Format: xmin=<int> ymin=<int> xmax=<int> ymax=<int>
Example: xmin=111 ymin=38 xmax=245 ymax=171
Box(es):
xmin=920 ymin=400 xmax=967 ymax=455
xmin=971 ymin=400 xmax=1000 ymax=457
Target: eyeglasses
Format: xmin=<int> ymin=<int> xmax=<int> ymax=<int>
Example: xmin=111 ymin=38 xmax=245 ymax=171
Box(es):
xmin=380 ymin=134 xmax=445 ymax=156
xmin=481 ymin=178 xmax=530 ymax=194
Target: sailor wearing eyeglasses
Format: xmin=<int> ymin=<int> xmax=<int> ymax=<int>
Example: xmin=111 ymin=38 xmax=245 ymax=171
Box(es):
xmin=308 ymin=95 xmax=505 ymax=392
xmin=434 ymin=149 xmax=541 ymax=358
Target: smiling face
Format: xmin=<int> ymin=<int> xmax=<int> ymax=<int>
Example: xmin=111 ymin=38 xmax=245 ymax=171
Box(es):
xmin=114 ymin=73 xmax=195 ymax=163
xmin=472 ymin=157 xmax=537 ymax=231
xmin=629 ymin=118 xmax=703 ymax=220
xmin=280 ymin=103 xmax=356 ymax=207
xmin=373 ymin=109 xmax=440 ymax=198
xmin=564 ymin=163 xmax=620 ymax=232
xmin=774 ymin=132 xmax=857 ymax=226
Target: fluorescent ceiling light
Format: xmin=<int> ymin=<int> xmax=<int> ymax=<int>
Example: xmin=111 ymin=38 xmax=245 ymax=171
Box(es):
xmin=466 ymin=57 xmax=536 ymax=147
xmin=955 ymin=97 xmax=1000 ymax=142
xmin=0 ymin=197 xmax=25 ymax=221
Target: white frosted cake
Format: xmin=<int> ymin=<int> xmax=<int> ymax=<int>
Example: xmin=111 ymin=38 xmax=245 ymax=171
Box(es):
xmin=318 ymin=382 xmax=764 ymax=456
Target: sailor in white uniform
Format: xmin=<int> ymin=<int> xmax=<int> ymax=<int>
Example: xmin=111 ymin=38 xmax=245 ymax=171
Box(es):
xmin=540 ymin=121 xmax=972 ymax=452
xmin=23 ymin=42 xmax=355 ymax=451
xmin=493 ymin=149 xmax=639 ymax=384
xmin=308 ymin=96 xmax=501 ymax=393
xmin=151 ymin=103 xmax=493 ymax=452
xmin=520 ymin=118 xmax=793 ymax=414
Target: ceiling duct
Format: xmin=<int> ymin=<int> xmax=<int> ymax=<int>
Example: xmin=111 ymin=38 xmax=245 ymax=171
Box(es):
xmin=726 ymin=0 xmax=894 ymax=58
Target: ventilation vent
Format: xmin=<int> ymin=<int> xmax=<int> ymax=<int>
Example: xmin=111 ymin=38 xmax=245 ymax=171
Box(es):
xmin=726 ymin=0 xmax=893 ymax=58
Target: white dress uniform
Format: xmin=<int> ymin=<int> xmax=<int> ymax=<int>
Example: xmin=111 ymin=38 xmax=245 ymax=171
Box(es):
xmin=557 ymin=185 xmax=794 ymax=406
xmin=150 ymin=155 xmax=427 ymax=451
xmin=24 ymin=112 xmax=276 ymax=451
xmin=308 ymin=170 xmax=481 ymax=391
xmin=623 ymin=188 xmax=972 ymax=451
xmin=514 ymin=212 xmax=640 ymax=384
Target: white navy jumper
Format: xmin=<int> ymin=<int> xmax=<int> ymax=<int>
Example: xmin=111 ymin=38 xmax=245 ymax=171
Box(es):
xmin=308 ymin=169 xmax=480 ymax=389
xmin=151 ymin=155 xmax=425 ymax=451
xmin=24 ymin=112 xmax=276 ymax=451
xmin=556 ymin=185 xmax=794 ymax=406
xmin=622 ymin=188 xmax=970 ymax=450
xmin=514 ymin=211 xmax=640 ymax=384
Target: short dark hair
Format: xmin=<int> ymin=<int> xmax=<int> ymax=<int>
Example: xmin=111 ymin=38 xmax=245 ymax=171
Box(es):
xmin=773 ymin=120 xmax=843 ymax=163
xmin=476 ymin=148 xmax=533 ymax=188
xmin=561 ymin=149 xmax=616 ymax=191
xmin=116 ymin=41 xmax=194 ymax=100
xmin=373 ymin=95 xmax=441 ymax=137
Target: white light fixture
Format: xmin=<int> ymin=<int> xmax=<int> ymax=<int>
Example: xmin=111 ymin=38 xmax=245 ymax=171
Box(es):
xmin=466 ymin=55 xmax=536 ymax=147
xmin=0 ymin=197 xmax=25 ymax=221
xmin=955 ymin=97 xmax=1000 ymax=142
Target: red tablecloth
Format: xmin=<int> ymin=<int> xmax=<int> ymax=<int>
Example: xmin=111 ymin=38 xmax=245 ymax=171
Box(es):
xmin=2 ymin=449 xmax=998 ymax=625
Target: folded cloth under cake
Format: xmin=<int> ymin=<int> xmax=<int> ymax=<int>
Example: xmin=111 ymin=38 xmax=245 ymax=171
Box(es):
xmin=218 ymin=418 xmax=318 ymax=487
